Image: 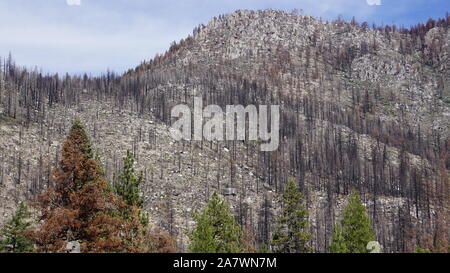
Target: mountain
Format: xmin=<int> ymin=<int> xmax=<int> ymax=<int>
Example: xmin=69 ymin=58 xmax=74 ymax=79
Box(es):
xmin=0 ymin=9 xmax=449 ymax=252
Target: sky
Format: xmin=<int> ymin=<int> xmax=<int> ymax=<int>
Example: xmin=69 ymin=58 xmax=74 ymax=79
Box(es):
xmin=0 ymin=0 xmax=448 ymax=76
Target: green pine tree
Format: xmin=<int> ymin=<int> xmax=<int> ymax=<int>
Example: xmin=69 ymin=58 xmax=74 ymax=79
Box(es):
xmin=114 ymin=150 xmax=148 ymax=226
xmin=0 ymin=203 xmax=34 ymax=253
xmin=328 ymin=224 xmax=348 ymax=253
xmin=330 ymin=192 xmax=376 ymax=253
xmin=114 ymin=150 xmax=144 ymax=207
xmin=271 ymin=178 xmax=311 ymax=253
xmin=189 ymin=192 xmax=242 ymax=253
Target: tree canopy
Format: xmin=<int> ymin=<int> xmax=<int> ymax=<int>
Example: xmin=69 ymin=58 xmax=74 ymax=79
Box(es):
xmin=29 ymin=120 xmax=148 ymax=253
xmin=0 ymin=203 xmax=34 ymax=253
xmin=271 ymin=178 xmax=311 ymax=253
xmin=330 ymin=192 xmax=376 ymax=253
xmin=189 ymin=192 xmax=242 ymax=253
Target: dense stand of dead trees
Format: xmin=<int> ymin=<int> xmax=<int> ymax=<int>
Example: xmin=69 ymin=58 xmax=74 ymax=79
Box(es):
xmin=0 ymin=13 xmax=448 ymax=252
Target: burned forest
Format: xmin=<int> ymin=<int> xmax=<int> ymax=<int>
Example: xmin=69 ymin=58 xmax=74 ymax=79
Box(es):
xmin=0 ymin=9 xmax=449 ymax=253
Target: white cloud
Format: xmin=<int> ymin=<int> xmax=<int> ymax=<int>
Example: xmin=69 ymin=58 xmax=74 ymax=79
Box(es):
xmin=66 ymin=0 xmax=81 ymax=6
xmin=366 ymin=0 xmax=381 ymax=6
xmin=0 ymin=4 xmax=192 ymax=75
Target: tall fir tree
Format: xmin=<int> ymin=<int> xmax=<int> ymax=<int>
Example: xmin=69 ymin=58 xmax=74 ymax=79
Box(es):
xmin=189 ymin=192 xmax=242 ymax=253
xmin=328 ymin=224 xmax=348 ymax=253
xmin=330 ymin=192 xmax=376 ymax=253
xmin=29 ymin=120 xmax=147 ymax=253
xmin=271 ymin=178 xmax=311 ymax=253
xmin=114 ymin=150 xmax=149 ymax=227
xmin=114 ymin=150 xmax=144 ymax=208
xmin=0 ymin=203 xmax=34 ymax=253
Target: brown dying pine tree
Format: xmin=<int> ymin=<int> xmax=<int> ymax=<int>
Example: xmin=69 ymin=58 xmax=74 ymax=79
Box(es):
xmin=29 ymin=120 xmax=147 ymax=253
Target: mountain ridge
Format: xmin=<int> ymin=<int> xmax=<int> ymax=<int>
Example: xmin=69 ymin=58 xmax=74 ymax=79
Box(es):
xmin=0 ymin=9 xmax=449 ymax=252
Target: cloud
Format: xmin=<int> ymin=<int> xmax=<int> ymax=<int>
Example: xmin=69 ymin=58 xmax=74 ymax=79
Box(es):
xmin=0 ymin=1 xmax=192 ymax=75
xmin=366 ymin=0 xmax=382 ymax=6
xmin=66 ymin=0 xmax=81 ymax=6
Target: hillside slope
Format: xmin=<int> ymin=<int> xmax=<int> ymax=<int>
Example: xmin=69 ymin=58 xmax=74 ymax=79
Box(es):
xmin=0 ymin=9 xmax=449 ymax=252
